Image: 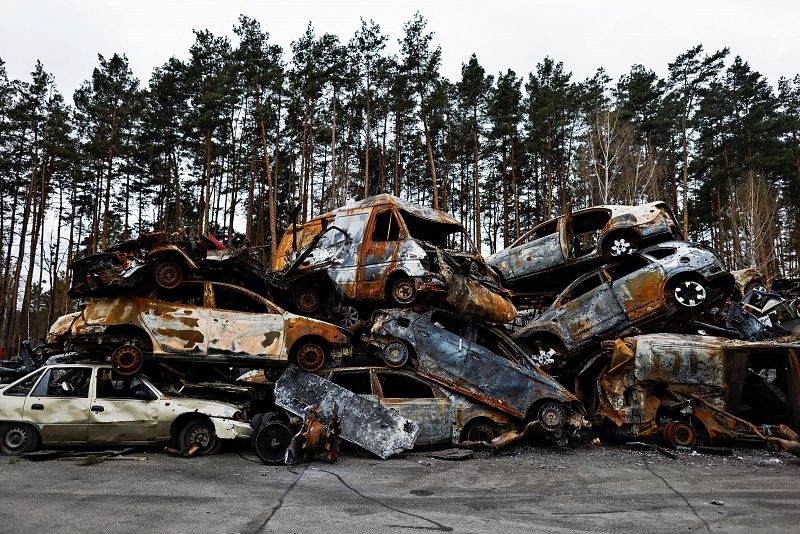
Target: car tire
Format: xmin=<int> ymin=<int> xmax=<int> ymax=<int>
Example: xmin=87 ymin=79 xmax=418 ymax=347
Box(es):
xmin=0 ymin=423 xmax=41 ymax=455
xmin=111 ymin=344 xmax=145 ymax=376
xmin=390 ymin=278 xmax=417 ymax=306
xmin=382 ymin=341 xmax=411 ymax=369
xmin=178 ymin=418 xmax=222 ymax=456
xmin=462 ymin=420 xmax=500 ymax=443
xmin=662 ymin=421 xmax=697 ymax=448
xmin=536 ymin=402 xmax=567 ymax=431
xmin=294 ymin=340 xmax=327 ymax=372
xmin=153 ymin=260 xmax=184 ymax=289
xmin=252 ymin=420 xmax=294 ymax=465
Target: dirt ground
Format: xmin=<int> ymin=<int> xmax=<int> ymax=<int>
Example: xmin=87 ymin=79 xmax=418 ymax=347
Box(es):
xmin=1 ymin=442 xmax=799 ymax=533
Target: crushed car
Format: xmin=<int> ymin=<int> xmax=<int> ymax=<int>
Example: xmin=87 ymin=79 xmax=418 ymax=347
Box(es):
xmin=368 ymin=307 xmax=586 ymax=437
xmin=731 ymin=268 xmax=767 ymax=301
xmin=48 ymin=281 xmax=352 ymax=375
xmin=578 ymin=334 xmax=800 ymax=453
xmin=513 ymin=241 xmax=734 ymax=372
xmin=487 ymin=201 xmax=681 ymax=294
xmin=0 ymin=363 xmax=251 ymax=455
xmin=69 ymin=230 xmax=272 ymax=298
xmin=271 ymin=194 xmax=516 ymax=325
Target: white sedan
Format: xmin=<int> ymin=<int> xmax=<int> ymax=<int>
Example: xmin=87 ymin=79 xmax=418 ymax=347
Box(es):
xmin=0 ymin=363 xmax=251 ymax=455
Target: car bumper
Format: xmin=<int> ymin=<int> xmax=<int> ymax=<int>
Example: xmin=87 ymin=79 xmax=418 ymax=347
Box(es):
xmin=210 ymin=418 xmax=253 ymax=440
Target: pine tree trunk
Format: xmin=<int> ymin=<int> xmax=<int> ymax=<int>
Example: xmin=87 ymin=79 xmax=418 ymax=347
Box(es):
xmin=501 ymin=140 xmax=509 ymax=248
xmin=101 ymin=107 xmax=118 ymax=251
xmin=472 ymin=108 xmax=481 ymax=249
xmin=364 ymin=89 xmax=371 ymax=198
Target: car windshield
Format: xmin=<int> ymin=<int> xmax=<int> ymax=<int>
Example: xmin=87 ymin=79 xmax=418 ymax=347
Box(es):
xmin=399 ymin=210 xmax=474 ymax=252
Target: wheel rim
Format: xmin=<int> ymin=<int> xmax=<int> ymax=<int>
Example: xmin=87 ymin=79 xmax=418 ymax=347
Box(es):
xmin=112 ymin=346 xmax=143 ymax=376
xmin=187 ymin=425 xmax=215 ymax=452
xmin=297 ymin=343 xmax=326 ymax=371
xmin=297 ymin=290 xmax=321 ymax=313
xmin=383 ymin=342 xmax=409 ymax=368
xmin=338 ymin=306 xmax=359 ymax=328
xmin=392 ymin=279 xmax=416 ymax=304
xmin=674 ymin=280 xmax=707 ymax=307
xmin=467 ymin=423 xmax=497 ymax=442
xmin=667 ymin=422 xmax=696 ymax=447
xmin=537 ymin=403 xmax=566 ymax=431
xmin=253 ymin=422 xmax=293 ymax=465
xmin=531 ymin=341 xmax=559 ymax=368
xmin=610 ymin=238 xmax=633 ymax=256
xmin=155 ymin=261 xmax=182 ymax=289
xmin=3 ymin=425 xmax=29 ymax=452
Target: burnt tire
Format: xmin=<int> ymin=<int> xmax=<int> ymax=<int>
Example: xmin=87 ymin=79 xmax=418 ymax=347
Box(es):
xmin=294 ymin=341 xmax=327 ymax=372
xmin=296 ymin=288 xmax=322 ymax=314
xmin=662 ymin=421 xmax=696 ymax=448
xmin=153 ymin=260 xmax=184 ymax=289
xmin=0 ymin=423 xmax=40 ymax=455
xmin=252 ymin=420 xmax=294 ymax=465
xmin=178 ymin=418 xmax=222 ymax=456
xmin=536 ymin=402 xmax=567 ymax=431
xmin=382 ymin=341 xmax=411 ymax=369
xmin=462 ymin=420 xmax=500 ymax=443
xmin=111 ymin=345 xmax=144 ymax=376
xmin=390 ymin=278 xmax=417 ymax=306
xmin=670 ymin=278 xmax=708 ymax=308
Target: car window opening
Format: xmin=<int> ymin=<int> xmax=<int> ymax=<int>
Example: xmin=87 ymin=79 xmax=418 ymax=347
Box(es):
xmin=371 ymin=210 xmax=400 ymax=242
xmin=213 ymin=285 xmax=270 ymax=313
xmin=32 ymin=367 xmax=92 ymax=398
xmin=399 ymin=210 xmax=472 ymax=252
xmin=430 ymin=311 xmax=470 ymax=339
xmin=156 ymin=284 xmax=205 ymax=306
xmin=328 ymin=371 xmax=373 ymax=395
xmin=561 ymin=274 xmax=604 ymax=304
xmin=95 ymin=368 xmax=150 ymax=399
xmin=606 ymin=257 xmax=650 ymax=280
xmin=378 ymin=373 xmax=436 ymax=399
xmin=3 ymin=369 xmax=45 ymax=397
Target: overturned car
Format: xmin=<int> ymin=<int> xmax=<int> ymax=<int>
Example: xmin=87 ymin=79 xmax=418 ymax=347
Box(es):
xmin=368 ymin=307 xmax=586 ymax=437
xmin=48 ymin=281 xmax=351 ymax=375
xmin=272 ymin=194 xmax=516 ymax=325
xmin=513 ymin=241 xmax=734 ymax=372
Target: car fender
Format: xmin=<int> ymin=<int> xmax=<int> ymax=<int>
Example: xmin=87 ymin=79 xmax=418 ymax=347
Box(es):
xmin=146 ymin=245 xmax=198 ymax=271
xmin=210 ymin=417 xmax=252 ymax=440
xmin=284 ymin=315 xmax=350 ymax=348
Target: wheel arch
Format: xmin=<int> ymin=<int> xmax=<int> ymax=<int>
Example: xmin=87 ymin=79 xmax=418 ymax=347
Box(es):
xmin=170 ymin=412 xmax=214 ymax=443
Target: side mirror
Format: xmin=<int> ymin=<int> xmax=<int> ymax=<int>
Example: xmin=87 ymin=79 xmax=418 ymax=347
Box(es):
xmin=134 ymin=388 xmax=157 ymax=401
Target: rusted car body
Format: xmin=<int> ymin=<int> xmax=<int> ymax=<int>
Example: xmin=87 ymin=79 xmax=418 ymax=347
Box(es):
xmin=48 ymin=281 xmax=351 ymax=375
xmin=513 ymin=241 xmax=734 ymax=371
xmin=731 ymin=268 xmax=767 ymax=301
xmin=272 ymin=194 xmax=515 ymax=324
xmin=69 ymin=231 xmax=271 ymax=298
xmin=0 ymin=363 xmax=251 ymax=455
xmin=487 ymin=201 xmax=681 ymax=292
xmin=368 ymin=307 xmax=586 ymax=434
xmin=321 ymin=366 xmax=517 ymax=446
xmin=581 ymin=334 xmax=800 ymax=447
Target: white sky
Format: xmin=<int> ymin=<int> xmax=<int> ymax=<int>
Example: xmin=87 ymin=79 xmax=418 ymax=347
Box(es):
xmin=2 ymin=0 xmax=799 ymax=100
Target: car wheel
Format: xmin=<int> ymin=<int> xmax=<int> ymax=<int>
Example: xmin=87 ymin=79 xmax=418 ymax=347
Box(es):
xmin=662 ymin=421 xmax=696 ymax=448
xmin=154 ymin=260 xmax=184 ymax=289
xmin=390 ymin=278 xmax=417 ymax=305
xmin=337 ymin=305 xmax=359 ymax=329
xmin=111 ymin=345 xmax=144 ymax=376
xmin=462 ymin=420 xmax=500 ymax=443
xmin=382 ymin=341 xmax=410 ymax=368
xmin=527 ymin=338 xmax=566 ymax=369
xmin=295 ymin=341 xmax=327 ymax=372
xmin=178 ymin=419 xmax=222 ymax=456
xmin=0 ymin=423 xmax=40 ymax=455
xmin=671 ymin=279 xmax=708 ymax=308
xmin=252 ymin=420 xmax=294 ymax=465
xmin=537 ymin=402 xmax=566 ymax=431
xmin=296 ymin=289 xmax=321 ymax=314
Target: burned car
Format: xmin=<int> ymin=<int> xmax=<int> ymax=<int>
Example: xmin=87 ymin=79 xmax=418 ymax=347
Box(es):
xmin=731 ymin=268 xmax=767 ymax=301
xmin=368 ymin=307 xmax=586 ymax=435
xmin=48 ymin=281 xmax=351 ymax=375
xmin=513 ymin=241 xmax=734 ymax=372
xmin=322 ymin=366 xmax=517 ymax=446
xmin=487 ymin=201 xmax=681 ymax=293
xmin=272 ymin=194 xmax=515 ymax=325
xmin=580 ymin=334 xmax=800 ymax=449
xmin=0 ymin=363 xmax=251 ymax=455
xmin=69 ymin=230 xmax=271 ymax=298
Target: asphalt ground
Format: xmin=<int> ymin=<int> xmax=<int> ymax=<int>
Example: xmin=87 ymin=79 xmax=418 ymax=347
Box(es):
xmin=1 ymin=442 xmax=799 ymax=534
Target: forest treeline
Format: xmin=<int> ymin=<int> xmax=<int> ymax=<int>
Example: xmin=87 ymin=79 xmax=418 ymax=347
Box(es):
xmin=0 ymin=13 xmax=799 ymax=352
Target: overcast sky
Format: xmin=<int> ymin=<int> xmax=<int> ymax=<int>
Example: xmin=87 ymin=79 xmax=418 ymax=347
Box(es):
xmin=1 ymin=1 xmax=799 ymax=100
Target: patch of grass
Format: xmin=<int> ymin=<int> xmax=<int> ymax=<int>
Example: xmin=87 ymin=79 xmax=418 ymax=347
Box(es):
xmin=78 ymin=455 xmax=105 ymax=466
xmin=7 ymin=457 xmax=18 ymax=464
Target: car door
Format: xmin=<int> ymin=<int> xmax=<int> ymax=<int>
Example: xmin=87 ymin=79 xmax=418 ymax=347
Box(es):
xmin=23 ymin=366 xmax=93 ymax=443
xmin=608 ymin=256 xmax=666 ymax=321
xmin=414 ymin=310 xmax=473 ymax=384
xmin=556 ymin=272 xmax=625 ymax=343
xmin=358 ymin=208 xmax=402 ymax=299
xmin=87 ymin=368 xmax=159 ymax=443
xmin=327 ymin=211 xmax=370 ymax=298
xmin=374 ymin=370 xmax=451 ymax=446
xmin=141 ymin=282 xmax=210 ymax=354
xmin=0 ymin=369 xmax=46 ymax=421
xmin=207 ymin=283 xmax=286 ymax=361
xmin=505 ymin=219 xmax=567 ymax=280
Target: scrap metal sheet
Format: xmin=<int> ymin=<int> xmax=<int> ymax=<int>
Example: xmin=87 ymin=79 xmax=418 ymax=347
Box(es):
xmin=275 ymin=365 xmax=420 ymax=459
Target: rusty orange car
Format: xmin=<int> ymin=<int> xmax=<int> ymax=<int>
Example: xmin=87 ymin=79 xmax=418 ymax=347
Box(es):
xmin=47 ymin=281 xmax=352 ymax=375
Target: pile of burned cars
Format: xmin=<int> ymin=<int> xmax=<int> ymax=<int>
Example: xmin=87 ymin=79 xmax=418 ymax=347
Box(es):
xmin=3 ymin=193 xmax=799 ymax=463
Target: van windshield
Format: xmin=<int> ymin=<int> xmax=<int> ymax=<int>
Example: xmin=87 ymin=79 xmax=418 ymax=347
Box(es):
xmin=399 ymin=210 xmax=474 ymax=252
